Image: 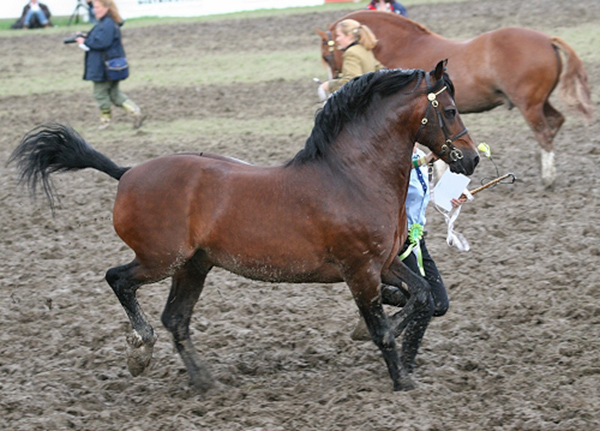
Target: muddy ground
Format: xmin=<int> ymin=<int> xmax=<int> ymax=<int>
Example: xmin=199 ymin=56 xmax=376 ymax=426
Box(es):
xmin=1 ymin=0 xmax=599 ymax=430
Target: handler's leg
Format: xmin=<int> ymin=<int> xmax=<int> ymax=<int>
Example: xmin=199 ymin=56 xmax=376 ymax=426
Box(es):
xmin=398 ymin=240 xmax=442 ymax=372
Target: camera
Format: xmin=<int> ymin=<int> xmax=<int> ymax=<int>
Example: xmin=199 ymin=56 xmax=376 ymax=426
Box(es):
xmin=63 ymin=32 xmax=87 ymax=44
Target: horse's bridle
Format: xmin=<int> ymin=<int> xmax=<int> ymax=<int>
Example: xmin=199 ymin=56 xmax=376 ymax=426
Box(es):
xmin=322 ymin=30 xmax=341 ymax=78
xmin=414 ymin=72 xmax=468 ymax=162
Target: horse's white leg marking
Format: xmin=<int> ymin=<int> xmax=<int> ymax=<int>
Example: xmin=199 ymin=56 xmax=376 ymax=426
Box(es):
xmin=541 ymin=149 xmax=556 ymax=187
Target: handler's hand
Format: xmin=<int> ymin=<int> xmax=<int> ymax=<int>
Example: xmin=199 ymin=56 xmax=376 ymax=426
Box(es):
xmin=451 ymin=197 xmax=467 ymax=208
xmin=425 ymin=152 xmax=438 ymax=164
xmin=75 ymin=37 xmax=85 ymax=45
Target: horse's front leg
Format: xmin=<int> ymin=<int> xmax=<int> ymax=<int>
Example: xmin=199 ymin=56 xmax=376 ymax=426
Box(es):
xmin=105 ymin=260 xmax=158 ymax=377
xmin=383 ymin=258 xmax=435 ymax=372
xmin=347 ymin=275 xmax=414 ymax=391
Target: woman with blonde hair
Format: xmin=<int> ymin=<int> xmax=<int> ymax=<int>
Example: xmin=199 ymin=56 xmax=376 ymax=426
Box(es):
xmin=319 ymin=19 xmax=384 ymax=94
xmin=73 ymin=0 xmax=144 ymax=129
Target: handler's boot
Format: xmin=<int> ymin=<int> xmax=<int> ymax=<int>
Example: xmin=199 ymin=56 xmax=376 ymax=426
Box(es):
xmin=122 ymin=99 xmax=145 ymax=129
xmin=99 ymin=109 xmax=112 ymax=130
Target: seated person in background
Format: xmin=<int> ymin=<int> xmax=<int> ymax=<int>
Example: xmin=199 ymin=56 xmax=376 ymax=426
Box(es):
xmin=366 ymin=0 xmax=407 ymax=16
xmin=15 ymin=0 xmax=52 ymax=29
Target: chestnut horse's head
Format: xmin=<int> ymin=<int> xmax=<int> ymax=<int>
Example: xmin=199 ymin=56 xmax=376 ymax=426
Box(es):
xmin=414 ymin=60 xmax=479 ymax=175
xmin=316 ymin=28 xmax=343 ymax=80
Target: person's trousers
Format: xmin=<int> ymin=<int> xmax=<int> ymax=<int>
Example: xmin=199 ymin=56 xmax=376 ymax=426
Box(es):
xmin=399 ymin=237 xmax=449 ymax=316
xmin=93 ymin=81 xmax=128 ymax=112
xmin=24 ymin=10 xmax=48 ymax=26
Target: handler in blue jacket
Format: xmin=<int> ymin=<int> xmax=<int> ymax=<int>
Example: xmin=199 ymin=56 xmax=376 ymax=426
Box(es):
xmin=74 ymin=0 xmax=144 ymax=129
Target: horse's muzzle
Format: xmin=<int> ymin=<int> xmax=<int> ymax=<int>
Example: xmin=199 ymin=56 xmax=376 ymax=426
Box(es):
xmin=449 ymin=152 xmax=479 ymax=176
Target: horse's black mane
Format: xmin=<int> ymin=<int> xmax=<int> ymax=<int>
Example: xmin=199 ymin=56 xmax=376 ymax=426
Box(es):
xmin=286 ymin=68 xmax=453 ymax=166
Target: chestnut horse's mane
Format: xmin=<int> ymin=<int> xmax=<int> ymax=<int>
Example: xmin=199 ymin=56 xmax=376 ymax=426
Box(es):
xmin=287 ymin=69 xmax=424 ymax=166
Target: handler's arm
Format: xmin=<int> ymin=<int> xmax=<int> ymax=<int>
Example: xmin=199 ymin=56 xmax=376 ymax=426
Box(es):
xmin=82 ymin=21 xmax=116 ymax=51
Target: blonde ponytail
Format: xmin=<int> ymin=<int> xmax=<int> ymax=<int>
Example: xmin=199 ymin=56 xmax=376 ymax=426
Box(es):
xmin=337 ymin=19 xmax=378 ymax=51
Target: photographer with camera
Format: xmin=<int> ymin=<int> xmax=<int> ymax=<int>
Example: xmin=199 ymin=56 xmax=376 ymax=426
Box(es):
xmin=69 ymin=0 xmax=144 ymax=130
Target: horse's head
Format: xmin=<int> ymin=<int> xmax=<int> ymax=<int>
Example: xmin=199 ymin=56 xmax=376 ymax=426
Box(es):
xmin=414 ymin=60 xmax=479 ymax=175
xmin=316 ymin=27 xmax=343 ymax=80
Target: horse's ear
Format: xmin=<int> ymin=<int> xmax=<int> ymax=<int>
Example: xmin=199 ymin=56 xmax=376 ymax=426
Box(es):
xmin=433 ymin=60 xmax=447 ymax=81
xmin=316 ymin=28 xmax=327 ymax=40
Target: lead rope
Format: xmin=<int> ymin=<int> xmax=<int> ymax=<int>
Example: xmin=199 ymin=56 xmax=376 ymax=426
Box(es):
xmin=428 ymin=163 xmax=474 ymax=252
xmin=399 ymin=154 xmax=428 ymax=276
xmin=399 ymin=223 xmax=426 ymax=276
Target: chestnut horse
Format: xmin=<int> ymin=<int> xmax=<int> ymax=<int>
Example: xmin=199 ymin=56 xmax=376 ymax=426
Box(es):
xmin=317 ymin=11 xmax=593 ymax=187
xmin=10 ymin=61 xmax=479 ymax=392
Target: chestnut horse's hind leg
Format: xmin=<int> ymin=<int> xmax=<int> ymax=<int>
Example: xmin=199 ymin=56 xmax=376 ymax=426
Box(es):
xmin=544 ymin=101 xmax=566 ymax=138
xmin=105 ymin=261 xmax=159 ymax=377
xmin=161 ymin=251 xmax=214 ymax=393
xmin=521 ymin=100 xmax=565 ymax=187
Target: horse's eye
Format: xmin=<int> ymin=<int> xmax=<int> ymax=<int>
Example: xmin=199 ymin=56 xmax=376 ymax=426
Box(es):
xmin=445 ymin=108 xmax=457 ymax=119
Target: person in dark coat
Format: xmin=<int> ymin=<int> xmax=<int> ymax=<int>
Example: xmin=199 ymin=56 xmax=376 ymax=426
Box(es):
xmin=366 ymin=0 xmax=407 ymax=16
xmin=72 ymin=0 xmax=144 ymax=129
xmin=13 ymin=0 xmax=52 ymax=29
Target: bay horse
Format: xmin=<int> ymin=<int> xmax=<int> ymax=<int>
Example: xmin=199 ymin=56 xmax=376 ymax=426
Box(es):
xmin=9 ymin=61 xmax=479 ymax=392
xmin=317 ymin=11 xmax=594 ymax=187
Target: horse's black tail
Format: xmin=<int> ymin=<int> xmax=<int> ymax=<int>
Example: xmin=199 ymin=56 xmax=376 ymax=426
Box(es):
xmin=8 ymin=122 xmax=130 ymax=212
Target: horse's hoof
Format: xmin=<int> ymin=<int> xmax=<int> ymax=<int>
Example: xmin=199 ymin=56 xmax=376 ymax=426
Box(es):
xmin=393 ymin=375 xmax=416 ymax=391
xmin=127 ymin=343 xmax=154 ymax=376
xmin=190 ymin=372 xmax=215 ymax=393
xmin=125 ymin=330 xmax=156 ymax=376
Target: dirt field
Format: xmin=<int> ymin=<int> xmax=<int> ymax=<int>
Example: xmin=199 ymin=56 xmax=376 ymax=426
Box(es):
xmin=1 ymin=0 xmax=599 ymax=430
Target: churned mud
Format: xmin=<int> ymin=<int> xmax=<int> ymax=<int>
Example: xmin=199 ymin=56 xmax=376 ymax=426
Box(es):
xmin=1 ymin=0 xmax=599 ymax=429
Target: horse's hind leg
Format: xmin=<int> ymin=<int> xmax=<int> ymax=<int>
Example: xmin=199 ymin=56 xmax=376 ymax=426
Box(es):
xmin=161 ymin=251 xmax=213 ymax=392
xmin=105 ymin=260 xmax=159 ymax=377
xmin=521 ymin=99 xmax=565 ymax=187
xmin=544 ymin=101 xmax=565 ymax=138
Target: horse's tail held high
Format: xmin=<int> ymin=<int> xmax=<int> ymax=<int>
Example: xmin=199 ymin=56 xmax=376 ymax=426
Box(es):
xmin=8 ymin=122 xmax=129 ymax=211
xmin=551 ymin=36 xmax=594 ymax=123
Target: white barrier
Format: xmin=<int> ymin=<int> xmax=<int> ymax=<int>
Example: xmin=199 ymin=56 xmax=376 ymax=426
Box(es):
xmin=1 ymin=0 xmax=324 ymax=20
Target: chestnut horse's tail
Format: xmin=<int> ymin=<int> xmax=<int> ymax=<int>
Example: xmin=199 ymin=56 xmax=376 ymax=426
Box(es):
xmin=551 ymin=37 xmax=594 ymax=122
xmin=8 ymin=122 xmax=129 ymax=212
